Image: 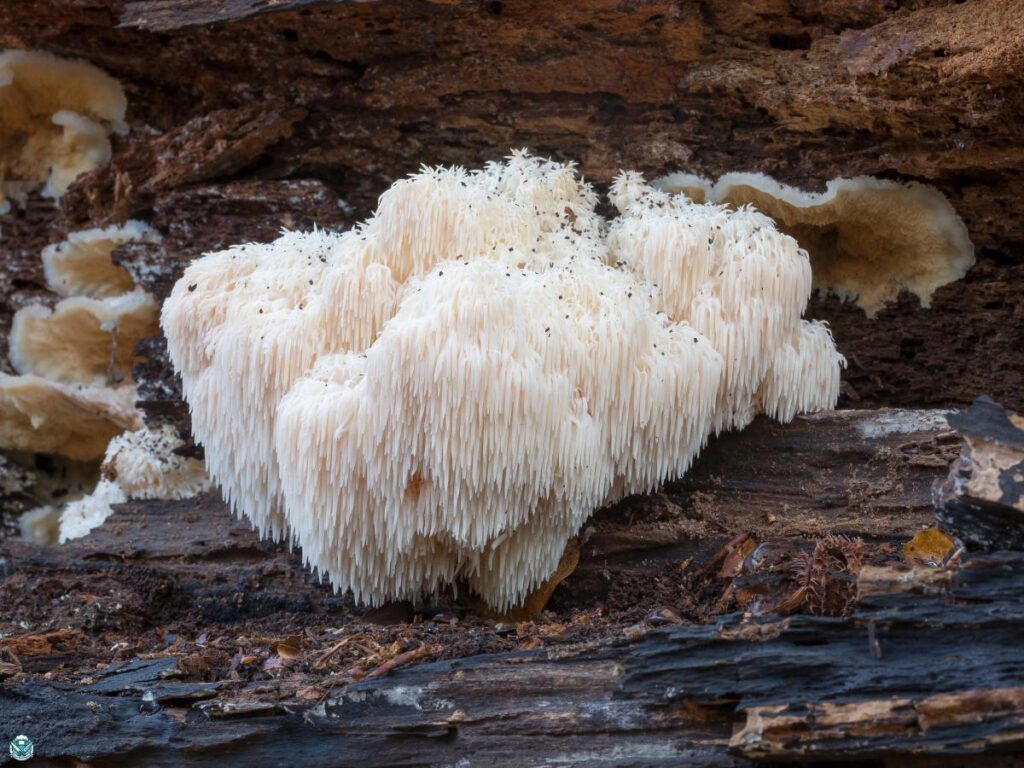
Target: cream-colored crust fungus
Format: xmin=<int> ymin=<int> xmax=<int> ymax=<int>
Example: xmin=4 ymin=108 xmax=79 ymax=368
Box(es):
xmin=163 ymin=152 xmax=844 ymax=611
xmin=0 ymin=50 xmax=127 ymax=209
xmin=654 ymin=172 xmax=974 ymax=317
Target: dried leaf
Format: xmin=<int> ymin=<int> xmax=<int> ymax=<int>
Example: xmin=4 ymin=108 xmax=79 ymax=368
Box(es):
xmin=272 ymin=636 xmax=302 ymax=660
xmin=719 ymin=536 xmax=758 ymax=578
xmin=903 ymin=528 xmax=956 ymax=567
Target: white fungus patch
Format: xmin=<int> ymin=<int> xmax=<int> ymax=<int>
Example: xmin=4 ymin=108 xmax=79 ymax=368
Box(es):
xmin=653 ymin=171 xmax=974 ymax=316
xmin=58 ymin=425 xmax=210 ymax=542
xmin=163 ymin=151 xmax=844 ymax=611
xmin=855 ymin=409 xmax=953 ymax=440
xmin=0 ymin=50 xmax=126 ymax=208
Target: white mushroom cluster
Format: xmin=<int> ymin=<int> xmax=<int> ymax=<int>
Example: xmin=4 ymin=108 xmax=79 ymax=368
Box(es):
xmin=163 ymin=152 xmax=844 ymax=610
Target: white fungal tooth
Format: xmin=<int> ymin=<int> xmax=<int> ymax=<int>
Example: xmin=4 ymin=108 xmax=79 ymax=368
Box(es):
xmin=163 ymin=152 xmax=844 ymax=612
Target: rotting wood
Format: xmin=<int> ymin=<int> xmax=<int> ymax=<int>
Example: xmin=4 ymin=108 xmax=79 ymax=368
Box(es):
xmin=937 ymin=396 xmax=1024 ymax=550
xmin=3 ymin=550 xmax=1022 ymax=766
xmin=3 ymin=406 xmax=1005 ymax=766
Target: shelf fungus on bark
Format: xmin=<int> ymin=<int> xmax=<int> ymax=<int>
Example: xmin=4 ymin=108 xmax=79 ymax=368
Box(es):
xmin=1 ymin=223 xmax=160 ymax=464
xmin=163 ymin=151 xmax=844 ymax=611
xmin=0 ymin=49 xmax=126 ymax=211
xmin=42 ymin=221 xmax=161 ymax=299
xmin=0 ymin=374 xmax=142 ymax=461
xmin=10 ymin=289 xmax=159 ymax=385
xmin=654 ymin=172 xmax=974 ymax=317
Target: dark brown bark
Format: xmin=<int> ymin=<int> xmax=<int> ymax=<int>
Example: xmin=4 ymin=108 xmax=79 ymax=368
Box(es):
xmin=1 ymin=0 xmax=1023 ymax=409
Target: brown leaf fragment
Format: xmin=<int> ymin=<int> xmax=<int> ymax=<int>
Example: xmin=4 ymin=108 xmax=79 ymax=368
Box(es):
xmin=903 ymin=527 xmax=958 ymax=568
xmin=719 ymin=536 xmax=758 ymax=579
xmin=272 ymin=636 xmax=302 ymax=660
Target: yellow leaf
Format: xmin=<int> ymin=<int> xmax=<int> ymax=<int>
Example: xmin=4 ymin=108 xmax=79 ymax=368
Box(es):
xmin=903 ymin=528 xmax=955 ymax=567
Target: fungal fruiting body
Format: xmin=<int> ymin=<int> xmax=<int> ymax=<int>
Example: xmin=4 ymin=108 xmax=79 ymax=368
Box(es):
xmin=42 ymin=221 xmax=160 ymax=299
xmin=10 ymin=289 xmax=159 ymax=384
xmin=653 ymin=171 xmax=974 ymax=316
xmin=1 ymin=223 xmax=161 ymax=462
xmin=608 ymin=173 xmax=842 ymax=432
xmin=0 ymin=50 xmax=126 ymax=209
xmin=58 ymin=425 xmax=210 ymax=542
xmin=0 ymin=373 xmax=141 ymax=461
xmin=163 ymin=152 xmax=844 ymax=611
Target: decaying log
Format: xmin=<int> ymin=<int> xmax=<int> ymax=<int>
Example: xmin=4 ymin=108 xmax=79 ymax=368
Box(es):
xmin=4 ymin=549 xmax=1023 ymax=765
xmin=4 ymin=406 xmax=1010 ymax=766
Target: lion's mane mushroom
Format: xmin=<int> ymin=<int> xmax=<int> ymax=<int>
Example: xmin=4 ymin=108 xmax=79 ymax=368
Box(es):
xmin=163 ymin=152 xmax=843 ymax=611
xmin=58 ymin=425 xmax=209 ymax=542
xmin=162 ymin=155 xmax=605 ymax=542
xmin=654 ymin=171 xmax=974 ymax=316
xmin=608 ymin=173 xmax=844 ymax=431
xmin=0 ymin=50 xmax=126 ymax=209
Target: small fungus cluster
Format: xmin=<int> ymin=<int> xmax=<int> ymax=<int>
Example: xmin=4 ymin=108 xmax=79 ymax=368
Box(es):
xmin=2 ymin=223 xmax=210 ymax=542
xmin=1 ymin=223 xmax=161 ymax=468
xmin=164 ymin=151 xmax=845 ymax=611
xmin=58 ymin=425 xmax=210 ymax=542
xmin=0 ymin=50 xmax=126 ymax=211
